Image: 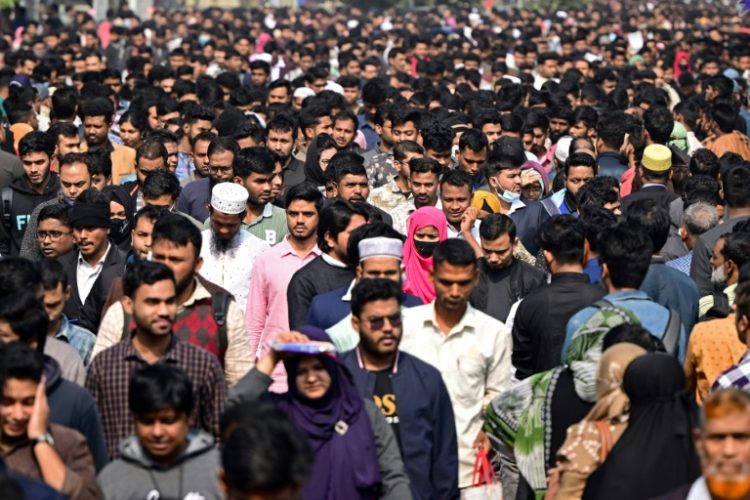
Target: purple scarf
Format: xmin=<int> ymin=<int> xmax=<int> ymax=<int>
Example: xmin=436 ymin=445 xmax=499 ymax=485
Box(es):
xmin=273 ymin=326 xmax=382 ymax=499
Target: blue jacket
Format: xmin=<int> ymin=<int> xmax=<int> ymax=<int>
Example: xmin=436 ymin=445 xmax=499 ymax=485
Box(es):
xmin=307 ymin=283 xmax=423 ymax=330
xmin=341 ymin=350 xmax=460 ymax=500
xmin=640 ymin=258 xmax=699 ymax=335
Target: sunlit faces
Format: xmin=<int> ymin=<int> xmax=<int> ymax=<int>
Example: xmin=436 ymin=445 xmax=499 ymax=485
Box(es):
xmin=294 ymin=356 xmax=332 ymax=400
xmin=286 ymin=199 xmax=319 ymax=241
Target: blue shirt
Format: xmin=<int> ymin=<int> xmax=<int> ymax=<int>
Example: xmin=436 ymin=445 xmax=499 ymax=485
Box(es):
xmin=583 ymin=257 xmax=603 ymax=286
xmin=640 ymin=259 xmax=699 ymax=335
xmin=666 ymin=251 xmax=692 ymax=276
xmin=563 ymin=290 xmax=687 ymax=362
xmin=358 ymin=114 xmax=379 ymax=151
xmin=54 ymin=315 xmax=96 ymax=367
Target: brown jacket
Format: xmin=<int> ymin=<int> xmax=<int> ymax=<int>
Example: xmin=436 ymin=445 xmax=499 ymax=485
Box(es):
xmin=2 ymin=423 xmax=102 ymax=500
xmin=705 ymin=131 xmax=750 ymax=161
xmin=80 ymin=142 xmax=136 ymax=184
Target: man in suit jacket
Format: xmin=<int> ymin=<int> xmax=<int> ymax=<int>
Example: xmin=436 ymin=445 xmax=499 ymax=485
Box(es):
xmin=58 ymin=191 xmax=127 ymax=332
xmin=620 ymin=144 xmax=678 ymax=214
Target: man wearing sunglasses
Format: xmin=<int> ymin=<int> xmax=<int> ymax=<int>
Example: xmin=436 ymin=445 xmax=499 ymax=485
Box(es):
xmin=342 ymin=278 xmax=459 ymax=500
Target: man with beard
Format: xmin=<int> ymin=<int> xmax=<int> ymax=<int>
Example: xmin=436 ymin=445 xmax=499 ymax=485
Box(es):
xmin=57 ymin=189 xmax=127 ymax=333
xmin=20 ymin=152 xmax=93 ymax=261
xmin=232 ymin=147 xmax=288 ymax=245
xmin=329 ymin=151 xmax=393 ymax=226
xmin=177 ymin=136 xmax=240 ymax=223
xmin=341 ymin=278 xmax=459 ymax=500
xmin=541 ymin=153 xmax=597 ymax=216
xmin=94 ymin=213 xmax=253 ymax=386
xmin=470 ymin=214 xmax=545 ymax=323
xmin=266 ymin=115 xmax=306 ymax=190
xmin=121 ymin=140 xmax=169 ymax=214
xmin=199 ymin=183 xmax=269 ymax=314
xmin=79 ymin=98 xmax=135 ymax=185
xmin=1 ymin=131 xmax=60 ymax=257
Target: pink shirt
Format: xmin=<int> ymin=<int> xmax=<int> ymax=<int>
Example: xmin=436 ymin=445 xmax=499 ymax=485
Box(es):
xmin=246 ymin=236 xmax=320 ymax=391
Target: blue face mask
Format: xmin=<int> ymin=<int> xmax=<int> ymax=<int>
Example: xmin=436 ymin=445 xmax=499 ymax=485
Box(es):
xmin=498 ymin=188 xmax=521 ymax=204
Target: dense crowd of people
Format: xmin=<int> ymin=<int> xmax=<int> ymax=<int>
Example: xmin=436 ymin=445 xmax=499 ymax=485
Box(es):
xmin=1 ymin=1 xmax=750 ymax=499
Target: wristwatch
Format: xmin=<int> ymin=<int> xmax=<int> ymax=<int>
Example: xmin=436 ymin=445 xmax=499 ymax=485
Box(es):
xmin=31 ymin=432 xmax=55 ymax=448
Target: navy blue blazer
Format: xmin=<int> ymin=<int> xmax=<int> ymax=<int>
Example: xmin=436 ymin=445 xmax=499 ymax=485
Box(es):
xmin=306 ymin=284 xmax=423 ymax=330
xmin=341 ymin=350 xmax=460 ymax=500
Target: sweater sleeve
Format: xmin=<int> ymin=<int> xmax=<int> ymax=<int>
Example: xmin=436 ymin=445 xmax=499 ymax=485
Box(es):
xmin=287 ymin=271 xmax=314 ymax=329
xmin=19 ymin=202 xmax=44 ymax=260
xmin=59 ymin=430 xmax=102 ymax=500
xmin=225 ymin=367 xmax=273 ymax=411
xmin=223 ymin=299 xmax=254 ymax=386
xmin=365 ymin=400 xmax=412 ymax=500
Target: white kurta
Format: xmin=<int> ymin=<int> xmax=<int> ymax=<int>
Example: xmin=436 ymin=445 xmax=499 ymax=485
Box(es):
xmin=199 ymin=229 xmax=269 ymax=313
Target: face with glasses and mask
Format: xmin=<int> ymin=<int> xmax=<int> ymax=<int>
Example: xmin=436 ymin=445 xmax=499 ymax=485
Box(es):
xmin=37 ymin=217 xmax=75 ymax=258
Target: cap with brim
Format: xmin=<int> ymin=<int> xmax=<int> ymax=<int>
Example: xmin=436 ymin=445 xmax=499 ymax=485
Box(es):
xmin=358 ymin=237 xmax=403 ymax=262
xmin=211 ymin=183 xmax=248 ymax=214
xmin=641 ymin=144 xmax=672 ymax=172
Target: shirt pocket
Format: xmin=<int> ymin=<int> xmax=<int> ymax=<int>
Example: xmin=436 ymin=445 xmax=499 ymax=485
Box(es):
xmin=451 ymin=351 xmax=486 ymax=405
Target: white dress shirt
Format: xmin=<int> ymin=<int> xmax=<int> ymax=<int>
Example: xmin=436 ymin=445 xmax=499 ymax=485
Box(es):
xmin=76 ymin=243 xmax=111 ymax=303
xmin=400 ymin=302 xmax=513 ymax=488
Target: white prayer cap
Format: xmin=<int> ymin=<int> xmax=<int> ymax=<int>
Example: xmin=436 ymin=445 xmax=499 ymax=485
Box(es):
xmin=211 ymin=183 xmax=248 ymax=215
xmin=358 ymin=237 xmax=403 ymax=262
xmin=324 ymin=81 xmax=344 ymax=95
xmin=555 ymin=136 xmax=574 ymax=164
xmin=293 ymin=87 xmax=315 ymax=100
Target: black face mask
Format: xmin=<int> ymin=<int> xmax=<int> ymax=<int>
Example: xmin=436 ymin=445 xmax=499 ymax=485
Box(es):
xmin=110 ymin=218 xmax=130 ymax=245
xmin=415 ymin=240 xmax=438 ymax=258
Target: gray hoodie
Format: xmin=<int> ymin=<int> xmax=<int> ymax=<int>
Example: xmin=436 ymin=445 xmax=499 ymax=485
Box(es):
xmin=97 ymin=431 xmax=222 ymax=500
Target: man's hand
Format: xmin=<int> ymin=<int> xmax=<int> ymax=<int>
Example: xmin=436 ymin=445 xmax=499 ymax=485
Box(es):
xmin=472 ymin=429 xmax=491 ymax=452
xmin=27 ymin=377 xmax=49 ymax=440
xmin=460 ymin=207 xmax=479 ymax=236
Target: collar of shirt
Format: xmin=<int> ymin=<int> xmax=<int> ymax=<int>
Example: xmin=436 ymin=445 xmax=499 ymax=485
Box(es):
xmin=686 ymin=477 xmax=710 ymax=500
xmin=422 ymin=302 xmax=478 ymax=338
xmin=122 ymin=333 xmax=179 ymax=363
xmin=341 ymin=279 xmax=357 ymax=301
xmin=605 ymin=290 xmax=652 ymax=302
xmin=278 ymin=235 xmax=321 ymax=259
xmin=321 ymin=252 xmax=347 ymax=268
xmin=508 ymin=196 xmax=526 ymax=214
xmin=78 ymin=242 xmax=111 ymax=273
xmin=356 ymin=347 xmax=399 ymax=374
xmin=640 ymin=183 xmax=667 ymax=190
xmin=180 ymin=278 xmax=212 ymax=312
xmin=388 ymin=176 xmax=412 ymax=198
xmin=246 ymin=203 xmax=274 ymax=227
xmin=54 ymin=315 xmax=73 ymax=341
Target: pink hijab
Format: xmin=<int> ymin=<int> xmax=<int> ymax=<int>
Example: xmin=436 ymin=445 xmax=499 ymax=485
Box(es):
xmin=402 ymin=207 xmax=448 ymax=304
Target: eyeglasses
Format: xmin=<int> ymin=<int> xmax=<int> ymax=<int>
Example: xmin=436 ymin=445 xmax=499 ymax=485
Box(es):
xmin=37 ymin=230 xmax=71 ymax=241
xmin=366 ymin=313 xmax=402 ymax=331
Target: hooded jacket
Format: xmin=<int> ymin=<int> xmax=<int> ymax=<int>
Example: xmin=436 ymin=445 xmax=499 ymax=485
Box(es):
xmin=97 ymin=431 xmax=222 ymax=500
xmin=0 ymin=172 xmax=60 ymax=256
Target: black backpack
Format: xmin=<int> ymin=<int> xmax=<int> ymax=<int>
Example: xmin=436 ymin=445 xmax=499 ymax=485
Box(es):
xmin=699 ymin=292 xmax=732 ymax=322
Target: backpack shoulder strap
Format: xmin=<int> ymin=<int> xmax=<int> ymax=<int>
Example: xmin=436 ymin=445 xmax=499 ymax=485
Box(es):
xmin=211 ymin=290 xmax=230 ymax=356
xmin=592 ymin=298 xmax=614 ymax=310
xmin=1 ymin=186 xmax=13 ymax=232
xmin=662 ymin=308 xmax=682 ymax=355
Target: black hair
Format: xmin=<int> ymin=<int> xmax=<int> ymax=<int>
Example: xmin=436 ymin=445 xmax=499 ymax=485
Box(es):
xmin=439 ymin=169 xmax=472 ymax=192
xmin=232 ymin=147 xmax=275 ymax=179
xmin=0 ymin=294 xmax=48 ymax=352
xmin=479 ymin=213 xmax=517 ymax=242
xmin=722 ymin=232 xmax=750 ymax=269
xmin=486 ymin=137 xmax=526 ymax=176
xmin=709 ymin=102 xmax=739 ymax=134
xmin=136 ymin=139 xmax=169 ymax=166
xmin=409 ymin=156 xmax=442 ymax=176
xmin=134 ymin=204 xmax=169 ymax=228
xmin=459 ymin=128 xmax=488 ymax=153
xmin=122 ymin=260 xmax=175 ymax=299
xmin=47 ymin=121 xmax=80 ymax=142
xmin=573 ymin=106 xmax=598 ymax=129
xmin=0 ymin=341 xmax=45 ymax=386
xmin=596 ymin=112 xmax=627 ymax=149
xmin=347 ymin=222 xmax=405 ymax=265
xmin=577 ymin=176 xmax=620 ymax=209
xmin=536 ymin=215 xmax=586 ymax=265
xmin=266 ymin=114 xmax=298 ymax=140
xmin=58 ymin=154 xmax=91 ymax=175
xmin=208 ymin=136 xmax=241 ymax=158
xmin=599 ymin=221 xmax=653 ymax=289
xmin=299 ymin=103 xmax=331 ymax=135
xmin=722 ymin=164 xmax=750 ymax=209
xmin=39 ymin=258 xmax=68 ymax=290
xmin=51 ymin=86 xmax=79 ymax=121
xmin=351 ymin=279 xmax=403 ymax=317
xmin=643 ymin=106 xmax=674 ymax=144
xmin=433 ymin=239 xmax=477 ymax=269
xmin=388 ymin=107 xmax=421 ymax=129
xmin=79 ymin=96 xmax=114 ymax=122
xmin=38 ymin=202 xmax=70 ymax=227
xmin=0 ymin=257 xmax=42 ymax=298
xmin=284 ymin=182 xmax=324 ymax=212
xmin=151 ymin=213 xmax=202 ymax=259
xmin=316 ymin=200 xmax=368 ymax=254
xmin=564 ymin=152 xmax=598 ymax=178
xmin=129 ymin=364 xmax=194 ymax=416
xmin=231 ymin=120 xmax=266 ymax=145
xmin=602 ymin=324 xmax=665 ymax=353
xmin=626 ymin=198 xmax=671 ymax=251
xmin=579 ymin=205 xmax=619 ymax=254
xmin=221 ymin=402 xmax=312 ymax=495
xmin=393 ymin=141 xmax=424 ymax=163
xmin=689 ymin=149 xmax=720 ymax=178
xmin=329 ymin=151 xmax=367 ymax=184
xmin=142 ymin=170 xmax=181 ymax=201
xmin=18 ymin=131 xmax=55 ymax=157
xmin=84 ymin=150 xmax=112 ymax=179
xmin=421 ymin=122 xmax=454 ymax=153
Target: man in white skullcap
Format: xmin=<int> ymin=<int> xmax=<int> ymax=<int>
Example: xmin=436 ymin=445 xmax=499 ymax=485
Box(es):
xmin=199 ymin=183 xmax=270 ymax=313
xmin=306 ymin=235 xmax=424 ymax=351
